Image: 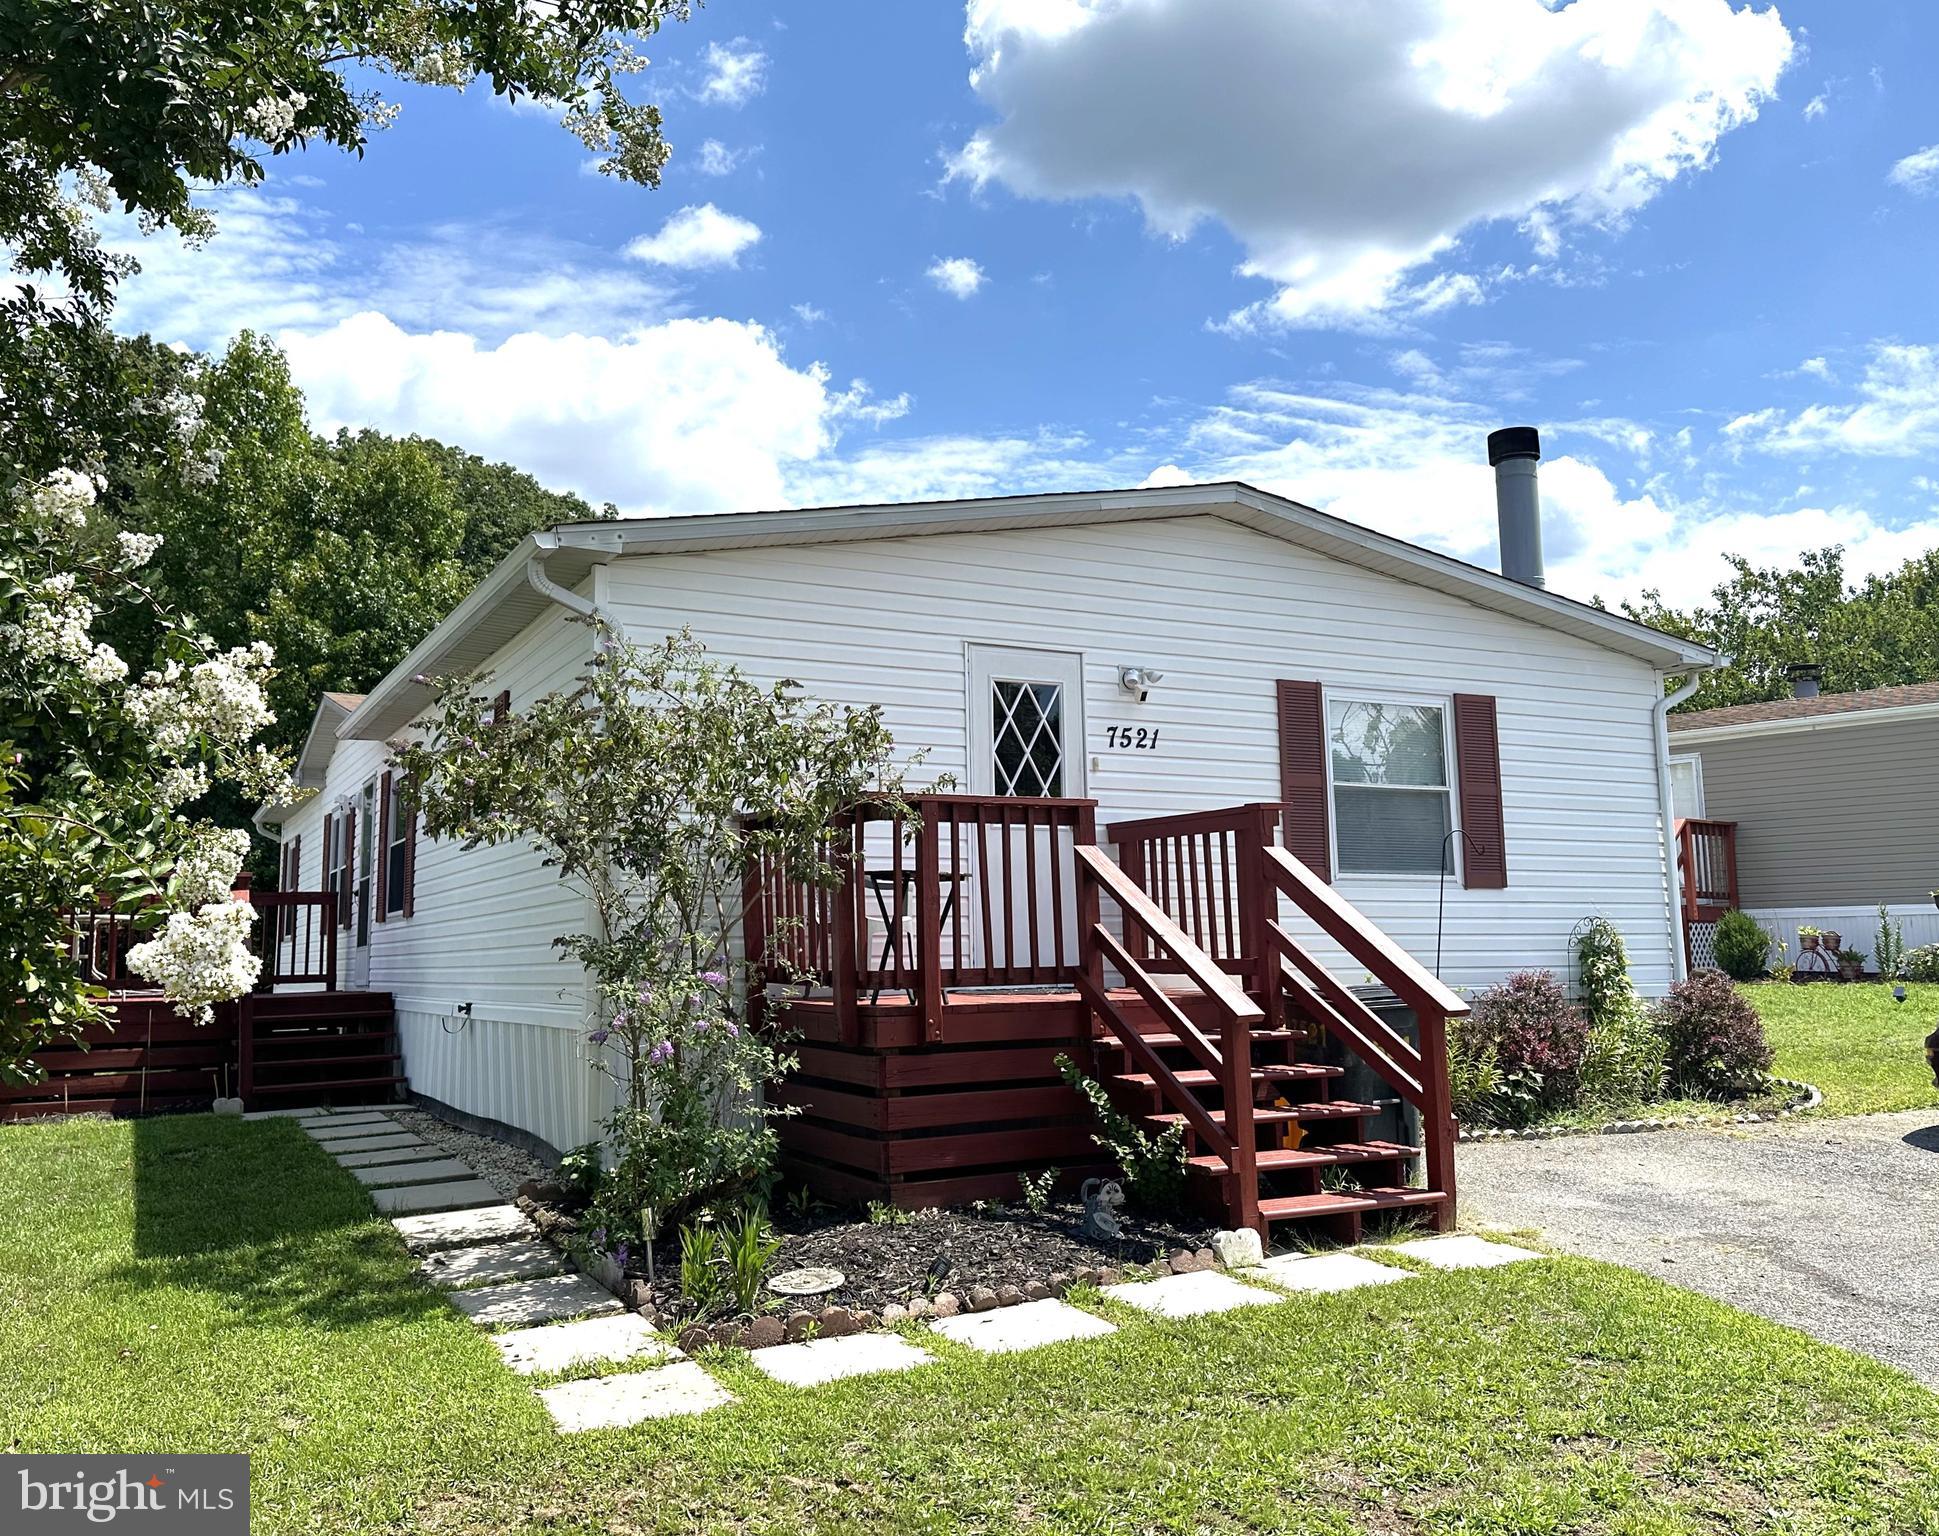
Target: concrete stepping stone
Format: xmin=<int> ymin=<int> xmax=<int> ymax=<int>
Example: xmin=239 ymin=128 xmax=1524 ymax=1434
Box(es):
xmin=298 ymin=1110 xmax=391 ymax=1129
xmin=1256 ymin=1252 xmax=1412 ymax=1294
xmin=539 ymin=1361 xmax=731 ymax=1431
xmin=393 ymin=1204 xmax=537 ymax=1253
xmin=930 ymin=1297 xmax=1116 ymax=1355
xmin=494 ymin=1314 xmax=678 ymax=1376
xmin=1103 ymin=1270 xmax=1282 ymax=1319
xmin=1391 ymin=1235 xmax=1542 ymax=1270
xmin=371 ymin=1178 xmax=503 ymax=1216
xmin=242 ymin=1107 xmax=312 ymax=1120
xmin=449 ymin=1272 xmax=622 ymax=1328
xmin=306 ymin=1118 xmax=399 ymax=1141
xmin=421 ymin=1240 xmax=568 ymax=1291
xmin=336 ymin=1145 xmax=448 ymax=1169
xmin=749 ymin=1332 xmax=932 ymax=1388
xmin=352 ymin=1157 xmax=476 ymax=1188
xmin=324 ymin=1132 xmax=426 ymax=1156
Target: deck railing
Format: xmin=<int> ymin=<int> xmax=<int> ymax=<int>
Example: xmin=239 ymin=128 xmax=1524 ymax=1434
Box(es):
xmin=252 ymin=891 xmax=340 ymax=990
xmin=743 ymin=794 xmax=1099 ymax=1042
xmin=1108 ymin=802 xmax=1282 ymax=1002
xmin=1258 ymin=845 xmax=1468 ymax=1218
xmin=1675 ymin=817 xmax=1739 ymax=920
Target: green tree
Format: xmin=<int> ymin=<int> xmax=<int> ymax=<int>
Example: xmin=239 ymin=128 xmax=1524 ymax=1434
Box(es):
xmin=1629 ymin=546 xmax=1939 ymax=709
xmin=395 ymin=631 xmax=922 ymax=1254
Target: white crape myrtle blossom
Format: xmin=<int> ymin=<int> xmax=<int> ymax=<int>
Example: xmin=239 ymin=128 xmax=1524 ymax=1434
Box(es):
xmin=80 ymin=643 xmax=127 ymax=685
xmin=172 ymin=824 xmax=252 ymax=908
xmin=10 ymin=573 xmax=97 ymax=664
xmin=155 ymin=763 xmax=212 ymax=809
xmin=125 ymin=641 xmax=277 ymax=757
xmin=18 ymin=468 xmax=99 ymax=529
xmin=243 ymin=92 xmax=307 ymax=147
xmin=116 ymin=530 xmax=164 ymax=569
xmin=126 ymin=900 xmax=262 ymax=1026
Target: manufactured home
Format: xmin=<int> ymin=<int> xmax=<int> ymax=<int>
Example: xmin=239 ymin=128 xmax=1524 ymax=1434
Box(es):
xmin=21 ymin=432 xmax=1723 ymax=1239
xmin=1667 ymin=668 xmax=1939 ymax=969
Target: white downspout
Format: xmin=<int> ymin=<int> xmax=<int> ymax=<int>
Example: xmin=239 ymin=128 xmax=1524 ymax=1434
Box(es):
xmin=1653 ymin=666 xmax=1714 ymax=982
xmin=524 ymin=532 xmax=616 ymax=640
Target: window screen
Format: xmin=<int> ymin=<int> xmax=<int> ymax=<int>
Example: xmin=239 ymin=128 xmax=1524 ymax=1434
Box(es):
xmin=1327 ymin=697 xmax=1454 ymax=874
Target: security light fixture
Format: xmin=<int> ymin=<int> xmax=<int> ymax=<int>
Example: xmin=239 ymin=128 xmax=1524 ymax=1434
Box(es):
xmin=1117 ymin=665 xmax=1164 ymax=703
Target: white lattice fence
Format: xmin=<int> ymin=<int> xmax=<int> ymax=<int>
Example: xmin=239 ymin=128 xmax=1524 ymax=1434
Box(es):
xmin=1686 ymin=920 xmax=1719 ymax=973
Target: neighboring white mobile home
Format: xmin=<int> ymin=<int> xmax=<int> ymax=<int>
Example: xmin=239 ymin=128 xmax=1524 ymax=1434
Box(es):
xmin=259 ymin=466 xmax=1717 ymax=1158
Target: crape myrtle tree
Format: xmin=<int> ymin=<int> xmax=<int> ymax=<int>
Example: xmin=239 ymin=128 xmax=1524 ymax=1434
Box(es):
xmin=0 ymin=469 xmax=299 ymax=1083
xmin=394 ymin=628 xmax=922 ymax=1266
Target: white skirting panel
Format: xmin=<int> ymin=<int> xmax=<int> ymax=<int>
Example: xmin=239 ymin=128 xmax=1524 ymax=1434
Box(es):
xmin=1742 ymin=903 xmax=1939 ymax=974
xmin=395 ymin=1007 xmax=620 ymax=1156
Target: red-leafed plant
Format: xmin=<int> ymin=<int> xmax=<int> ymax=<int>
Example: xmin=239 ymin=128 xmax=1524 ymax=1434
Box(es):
xmin=1654 ymin=970 xmax=1774 ymax=1098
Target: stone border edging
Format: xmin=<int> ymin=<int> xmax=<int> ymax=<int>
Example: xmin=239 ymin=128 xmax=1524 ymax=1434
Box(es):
xmin=1456 ymin=1076 xmax=1823 ymax=1143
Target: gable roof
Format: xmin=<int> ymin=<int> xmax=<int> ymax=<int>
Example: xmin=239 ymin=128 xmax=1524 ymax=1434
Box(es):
xmin=341 ymin=482 xmax=1719 ymax=741
xmin=1669 ymin=680 xmax=1939 ymax=740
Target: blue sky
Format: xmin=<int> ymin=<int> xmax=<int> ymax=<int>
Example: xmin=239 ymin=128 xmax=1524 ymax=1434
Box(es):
xmin=110 ymin=0 xmax=1939 ymax=608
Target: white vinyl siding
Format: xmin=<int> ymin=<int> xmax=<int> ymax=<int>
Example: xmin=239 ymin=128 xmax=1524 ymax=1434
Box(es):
xmin=603 ymin=513 xmax=1680 ymax=995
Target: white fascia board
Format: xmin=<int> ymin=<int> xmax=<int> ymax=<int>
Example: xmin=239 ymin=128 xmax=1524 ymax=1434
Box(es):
xmin=1670 ymin=699 xmax=1939 ymax=745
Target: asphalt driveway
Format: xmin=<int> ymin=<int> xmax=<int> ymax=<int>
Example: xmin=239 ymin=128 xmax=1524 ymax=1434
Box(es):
xmin=1458 ymin=1108 xmax=1939 ymax=1389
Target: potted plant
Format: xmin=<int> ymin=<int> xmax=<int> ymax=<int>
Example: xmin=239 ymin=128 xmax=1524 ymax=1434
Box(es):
xmin=1930 ymin=889 xmax=1939 ymax=910
xmin=1836 ymin=947 xmax=1868 ymax=982
xmin=1821 ymin=929 xmax=1844 ymax=953
xmin=1798 ymin=926 xmax=1822 ymax=953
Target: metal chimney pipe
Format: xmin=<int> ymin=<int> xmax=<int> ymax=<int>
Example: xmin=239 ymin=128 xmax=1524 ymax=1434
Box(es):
xmin=1488 ymin=426 xmax=1544 ymax=588
xmin=1787 ymin=663 xmax=1822 ymax=699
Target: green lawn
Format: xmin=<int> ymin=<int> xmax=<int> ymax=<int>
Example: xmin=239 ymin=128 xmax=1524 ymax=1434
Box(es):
xmin=1746 ymin=980 xmax=1939 ymax=1116
xmin=4 ymin=1116 xmax=1938 ymax=1534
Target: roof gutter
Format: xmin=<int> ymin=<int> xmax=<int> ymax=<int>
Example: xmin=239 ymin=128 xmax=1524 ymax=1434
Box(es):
xmin=1654 ymin=663 xmax=1721 ymax=982
xmin=526 ymin=530 xmax=617 ymax=638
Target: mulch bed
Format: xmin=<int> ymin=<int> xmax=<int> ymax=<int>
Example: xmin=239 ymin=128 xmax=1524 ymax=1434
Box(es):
xmin=761 ymin=1202 xmax=1224 ymax=1313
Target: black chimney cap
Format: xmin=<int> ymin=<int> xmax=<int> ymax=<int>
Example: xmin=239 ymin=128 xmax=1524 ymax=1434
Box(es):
xmin=1487 ymin=426 xmax=1542 ymax=466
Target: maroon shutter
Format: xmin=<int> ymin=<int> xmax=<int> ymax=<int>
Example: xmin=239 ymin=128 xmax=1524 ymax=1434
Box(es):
xmin=492 ymin=688 xmax=511 ymax=725
xmin=374 ymin=771 xmax=392 ymax=923
xmin=1276 ymin=679 xmax=1331 ymax=882
xmin=401 ymin=785 xmax=417 ymax=919
xmin=338 ymin=805 xmax=355 ymax=927
xmin=1453 ymin=693 xmax=1508 ymax=890
xmin=321 ymin=813 xmax=334 ymax=910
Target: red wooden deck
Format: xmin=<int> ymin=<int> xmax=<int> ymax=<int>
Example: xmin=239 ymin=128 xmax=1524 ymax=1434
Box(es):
xmin=753 ymin=797 xmax=1468 ymax=1242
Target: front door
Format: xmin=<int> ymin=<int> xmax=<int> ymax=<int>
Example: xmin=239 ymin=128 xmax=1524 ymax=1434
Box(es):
xmin=965 ymin=645 xmax=1087 ymax=975
xmin=345 ymin=779 xmax=376 ymax=990
xmin=968 ymin=645 xmax=1087 ymax=800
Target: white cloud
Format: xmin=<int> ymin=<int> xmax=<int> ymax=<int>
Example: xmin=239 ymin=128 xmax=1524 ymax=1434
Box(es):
xmin=284 ymin=312 xmax=843 ymax=515
xmin=791 ymin=302 xmax=828 ymax=325
xmin=953 ymin=0 xmax=1793 ymax=328
xmin=695 ymin=139 xmax=749 ymax=176
xmin=107 ymin=188 xmax=678 ymax=346
xmin=1725 ymin=344 xmax=1939 ymax=457
xmin=1888 ymin=144 xmax=1939 ymax=196
xmin=1139 ymin=463 xmax=1198 ymax=489
xmin=697 ymin=39 xmax=769 ymax=107
xmin=1803 ymin=92 xmax=1830 ymax=121
xmin=626 ymin=204 xmax=763 ymax=269
xmin=926 ymin=256 xmax=987 ymax=299
xmin=1794 ymin=356 xmax=1834 ymax=382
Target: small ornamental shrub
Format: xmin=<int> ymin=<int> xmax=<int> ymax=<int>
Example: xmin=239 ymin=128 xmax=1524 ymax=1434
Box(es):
xmin=1445 ymin=1024 xmax=1504 ymax=1127
xmin=1653 ymin=971 xmax=1774 ymax=1098
xmin=1573 ymin=920 xmax=1666 ymax=1108
xmin=1902 ymin=944 xmax=1939 ymax=984
xmin=1457 ymin=971 xmax=1590 ymax=1126
xmin=1712 ymin=909 xmax=1773 ymax=981
xmin=1056 ymin=1054 xmax=1188 ymax=1213
xmin=1874 ymin=904 xmax=1905 ymax=980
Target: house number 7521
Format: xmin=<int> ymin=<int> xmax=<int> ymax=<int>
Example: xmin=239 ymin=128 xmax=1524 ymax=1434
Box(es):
xmin=1103 ymin=726 xmax=1161 ymax=750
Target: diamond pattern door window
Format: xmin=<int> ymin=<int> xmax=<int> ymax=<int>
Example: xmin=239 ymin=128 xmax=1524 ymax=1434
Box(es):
xmin=992 ymin=680 xmax=1065 ymax=797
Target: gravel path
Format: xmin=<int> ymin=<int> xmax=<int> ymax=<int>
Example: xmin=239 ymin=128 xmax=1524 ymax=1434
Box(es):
xmin=387 ymin=1105 xmax=552 ymax=1200
xmin=1459 ymin=1108 xmax=1939 ymax=1389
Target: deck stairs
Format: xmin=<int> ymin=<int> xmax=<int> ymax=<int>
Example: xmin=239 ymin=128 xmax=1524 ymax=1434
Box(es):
xmin=1076 ymin=812 xmax=1466 ymax=1243
xmin=242 ymin=991 xmax=406 ymax=1105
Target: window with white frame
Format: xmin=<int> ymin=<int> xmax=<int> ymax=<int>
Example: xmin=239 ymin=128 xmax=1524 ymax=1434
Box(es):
xmin=1668 ymin=754 xmax=1705 ymax=821
xmin=1326 ymin=694 xmax=1455 ymax=875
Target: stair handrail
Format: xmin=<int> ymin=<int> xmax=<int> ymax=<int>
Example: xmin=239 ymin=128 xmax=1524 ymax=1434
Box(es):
xmin=1076 ymin=843 xmax=1264 ymax=1233
xmin=1260 ymin=844 xmax=1466 ymax=1223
